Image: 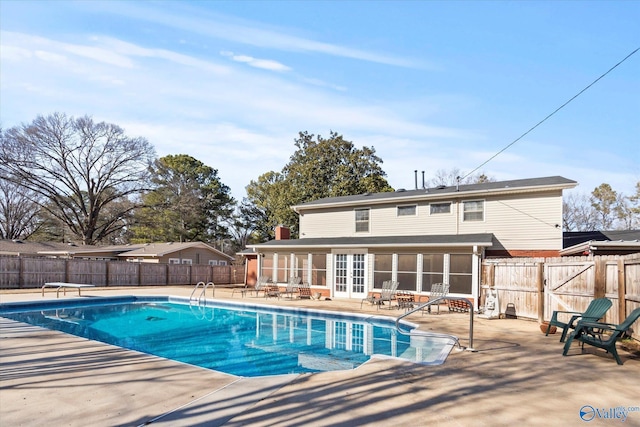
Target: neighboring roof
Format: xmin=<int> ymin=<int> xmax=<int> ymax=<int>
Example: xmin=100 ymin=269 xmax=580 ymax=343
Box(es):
xmin=249 ymin=233 xmax=494 ymax=249
xmin=236 ymin=248 xmax=258 ymax=256
xmin=561 ymin=230 xmax=640 ymax=256
xmin=117 ymin=241 xmax=233 ymax=260
xmin=563 ymin=230 xmax=640 ymax=248
xmin=0 ymin=240 xmax=88 ymax=256
xmin=0 ymin=240 xmax=233 ymax=260
xmin=37 ymin=243 xmax=150 ymax=257
xmin=292 ymin=176 xmax=577 ymax=211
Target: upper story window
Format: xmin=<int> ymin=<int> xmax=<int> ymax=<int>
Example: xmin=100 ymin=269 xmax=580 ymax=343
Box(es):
xmin=463 ymin=200 xmax=484 ymax=221
xmin=430 ymin=202 xmax=451 ymax=215
xmin=181 ymin=259 xmax=193 ymax=265
xmin=218 ymin=260 xmax=227 ymax=266
xmin=168 ymin=258 xmax=180 ymax=264
xmin=355 ymin=208 xmax=370 ymax=232
xmin=209 ymin=260 xmax=218 ymax=266
xmin=397 ymin=205 xmax=417 ymax=216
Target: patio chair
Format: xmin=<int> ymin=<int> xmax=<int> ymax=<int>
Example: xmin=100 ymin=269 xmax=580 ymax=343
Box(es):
xmin=282 ymin=276 xmax=302 ymax=299
xmin=297 ymin=282 xmax=312 ymax=299
xmin=545 ymin=297 xmax=612 ymax=342
xmin=246 ymin=276 xmax=271 ymax=298
xmin=360 ymin=280 xmax=398 ymax=309
xmin=421 ymin=283 xmax=450 ymax=315
xmin=562 ymin=307 xmax=640 ymax=365
xmin=264 ymin=282 xmax=281 ymax=299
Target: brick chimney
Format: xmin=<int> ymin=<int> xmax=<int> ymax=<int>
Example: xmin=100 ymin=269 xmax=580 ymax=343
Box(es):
xmin=275 ymin=225 xmax=290 ymax=240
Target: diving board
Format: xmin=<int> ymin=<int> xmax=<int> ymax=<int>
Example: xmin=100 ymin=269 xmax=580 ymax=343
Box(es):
xmin=42 ymin=282 xmax=95 ymax=298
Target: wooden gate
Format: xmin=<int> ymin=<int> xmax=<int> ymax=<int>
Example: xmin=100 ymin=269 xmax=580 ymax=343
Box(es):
xmin=544 ymin=261 xmax=594 ymax=321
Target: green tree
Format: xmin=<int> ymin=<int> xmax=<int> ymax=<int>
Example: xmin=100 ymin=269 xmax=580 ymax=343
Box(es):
xmin=245 ymin=171 xmax=291 ymax=241
xmin=0 ymin=113 xmax=155 ymax=245
xmin=245 ymin=131 xmax=393 ymax=238
xmin=591 ymin=183 xmax=618 ymax=230
xmin=131 ymin=154 xmax=234 ymax=242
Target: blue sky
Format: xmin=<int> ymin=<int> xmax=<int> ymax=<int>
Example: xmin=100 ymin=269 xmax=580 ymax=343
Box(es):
xmin=1 ymin=1 xmax=638 ymax=201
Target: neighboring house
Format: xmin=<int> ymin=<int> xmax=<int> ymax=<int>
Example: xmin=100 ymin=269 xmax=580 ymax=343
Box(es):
xmin=0 ymin=240 xmax=233 ymax=266
xmin=116 ymin=242 xmax=233 ymax=265
xmin=0 ymin=240 xmax=88 ymax=257
xmin=249 ymin=176 xmax=577 ymax=304
xmin=561 ymin=230 xmax=640 ymax=256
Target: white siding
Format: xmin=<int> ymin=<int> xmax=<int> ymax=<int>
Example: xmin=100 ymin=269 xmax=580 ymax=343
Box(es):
xmin=299 ymin=190 xmax=565 ymax=252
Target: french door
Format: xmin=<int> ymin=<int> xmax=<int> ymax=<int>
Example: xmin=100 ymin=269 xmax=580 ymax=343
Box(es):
xmin=333 ymin=251 xmax=367 ymax=299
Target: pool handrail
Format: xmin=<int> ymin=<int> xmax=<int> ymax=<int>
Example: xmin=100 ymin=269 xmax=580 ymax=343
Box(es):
xmin=190 ymin=281 xmax=215 ymax=305
xmin=395 ymin=296 xmax=476 ymax=352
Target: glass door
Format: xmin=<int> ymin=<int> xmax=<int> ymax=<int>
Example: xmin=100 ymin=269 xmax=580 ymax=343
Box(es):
xmin=333 ymin=252 xmax=367 ymax=299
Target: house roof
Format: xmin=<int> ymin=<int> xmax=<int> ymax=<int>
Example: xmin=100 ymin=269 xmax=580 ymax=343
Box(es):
xmin=0 ymin=240 xmax=233 ymax=260
xmin=292 ymin=176 xmax=577 ymax=211
xmin=116 ymin=241 xmax=233 ymax=260
xmin=249 ymin=233 xmax=494 ymax=250
xmin=0 ymin=240 xmax=89 ymax=256
xmin=561 ymin=230 xmax=640 ymax=256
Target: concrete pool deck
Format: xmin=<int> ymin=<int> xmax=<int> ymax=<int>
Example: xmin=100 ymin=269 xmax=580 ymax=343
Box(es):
xmin=1 ymin=286 xmax=639 ymax=426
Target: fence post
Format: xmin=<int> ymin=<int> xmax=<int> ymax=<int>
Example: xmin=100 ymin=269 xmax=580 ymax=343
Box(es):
xmin=105 ymin=261 xmax=110 ymax=287
xmin=617 ymin=258 xmax=626 ymax=324
xmin=537 ymin=262 xmax=545 ymax=322
xmin=593 ymin=257 xmax=606 ymax=299
xmin=19 ymin=257 xmax=24 ymax=289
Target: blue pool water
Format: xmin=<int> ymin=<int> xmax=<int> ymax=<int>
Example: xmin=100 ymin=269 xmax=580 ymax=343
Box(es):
xmin=0 ymin=297 xmax=454 ymax=377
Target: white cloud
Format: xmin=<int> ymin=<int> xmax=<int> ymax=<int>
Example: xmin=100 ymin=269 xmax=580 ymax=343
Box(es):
xmin=221 ymin=51 xmax=291 ymax=72
xmin=89 ymin=1 xmax=430 ymax=69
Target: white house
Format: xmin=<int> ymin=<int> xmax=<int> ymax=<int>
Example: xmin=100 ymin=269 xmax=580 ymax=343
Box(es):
xmin=249 ymin=176 xmax=577 ymax=305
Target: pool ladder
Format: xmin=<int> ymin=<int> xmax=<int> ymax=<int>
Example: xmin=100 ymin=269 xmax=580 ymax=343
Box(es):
xmin=395 ymin=296 xmax=476 ymax=352
xmin=190 ymin=281 xmax=215 ymax=305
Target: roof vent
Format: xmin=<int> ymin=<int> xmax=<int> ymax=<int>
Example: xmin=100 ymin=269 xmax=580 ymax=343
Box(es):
xmin=396 ymin=188 xmax=406 ymax=192
xmin=11 ymin=239 xmax=23 ymax=243
xmin=363 ymin=192 xmax=371 ymax=196
xmin=436 ymin=185 xmax=446 ymax=190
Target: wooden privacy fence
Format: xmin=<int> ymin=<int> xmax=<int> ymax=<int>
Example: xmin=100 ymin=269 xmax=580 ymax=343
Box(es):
xmin=483 ymin=254 xmax=640 ymax=339
xmin=0 ymin=256 xmax=242 ymax=289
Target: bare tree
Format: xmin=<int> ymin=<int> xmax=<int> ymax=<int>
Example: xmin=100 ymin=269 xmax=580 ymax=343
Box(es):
xmin=563 ymin=192 xmax=598 ymax=231
xmin=426 ymin=168 xmax=494 ymax=187
xmin=0 ymin=113 xmax=156 ymax=245
xmin=0 ymin=178 xmax=43 ymax=239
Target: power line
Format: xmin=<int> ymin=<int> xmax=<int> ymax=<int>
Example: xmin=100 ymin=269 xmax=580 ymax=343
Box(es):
xmin=462 ymin=46 xmax=640 ymax=181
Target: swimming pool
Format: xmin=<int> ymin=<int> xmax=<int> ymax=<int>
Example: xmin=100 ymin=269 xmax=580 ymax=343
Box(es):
xmin=0 ymin=296 xmax=455 ymax=377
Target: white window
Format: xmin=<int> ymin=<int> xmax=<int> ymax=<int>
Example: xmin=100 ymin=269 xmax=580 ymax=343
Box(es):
xmin=355 ymin=208 xmax=370 ymax=232
xmin=209 ymin=260 xmax=218 ymax=266
xmin=397 ymin=205 xmax=417 ymax=216
xmin=463 ymin=200 xmax=484 ymax=221
xmin=218 ymin=260 xmax=227 ymax=266
xmin=168 ymin=258 xmax=180 ymax=264
xmin=181 ymin=259 xmax=192 ymax=265
xmin=430 ymin=202 xmax=451 ymax=214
